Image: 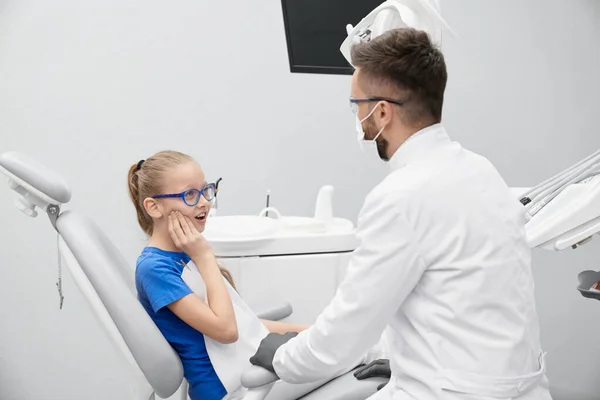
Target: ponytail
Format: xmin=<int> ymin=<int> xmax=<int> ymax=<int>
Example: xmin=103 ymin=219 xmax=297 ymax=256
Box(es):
xmin=218 ymin=264 xmax=237 ymax=290
xmin=127 ymin=162 xmax=154 ymax=236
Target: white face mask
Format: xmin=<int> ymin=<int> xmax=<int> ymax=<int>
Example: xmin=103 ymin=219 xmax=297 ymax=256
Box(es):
xmin=355 ymin=101 xmax=385 ymax=153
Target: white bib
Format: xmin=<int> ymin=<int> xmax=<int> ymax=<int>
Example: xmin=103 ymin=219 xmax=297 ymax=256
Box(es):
xmin=181 ymin=261 xmax=269 ymax=395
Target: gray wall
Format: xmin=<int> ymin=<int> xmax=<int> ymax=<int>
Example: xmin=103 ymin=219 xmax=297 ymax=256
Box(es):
xmin=0 ymin=0 xmax=598 ymax=399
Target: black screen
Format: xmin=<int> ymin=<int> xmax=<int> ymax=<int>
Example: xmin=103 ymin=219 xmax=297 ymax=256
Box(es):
xmin=281 ymin=0 xmax=382 ymax=75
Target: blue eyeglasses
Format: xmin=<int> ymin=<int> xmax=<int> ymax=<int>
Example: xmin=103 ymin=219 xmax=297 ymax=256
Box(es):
xmin=349 ymin=97 xmax=404 ymax=114
xmin=152 ymin=183 xmax=217 ymax=207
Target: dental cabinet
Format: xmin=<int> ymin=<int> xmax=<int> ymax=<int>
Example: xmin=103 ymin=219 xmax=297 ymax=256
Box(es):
xmin=203 ymin=186 xmax=358 ymax=324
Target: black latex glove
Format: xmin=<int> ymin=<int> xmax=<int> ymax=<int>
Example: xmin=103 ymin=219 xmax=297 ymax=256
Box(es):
xmin=249 ymin=332 xmax=298 ymax=373
xmin=353 ymin=359 xmax=391 ymax=380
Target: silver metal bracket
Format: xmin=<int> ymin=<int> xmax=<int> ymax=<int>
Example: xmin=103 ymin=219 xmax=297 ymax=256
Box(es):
xmin=47 ymin=204 xmax=60 ymax=231
xmin=46 ymin=204 xmax=64 ymax=309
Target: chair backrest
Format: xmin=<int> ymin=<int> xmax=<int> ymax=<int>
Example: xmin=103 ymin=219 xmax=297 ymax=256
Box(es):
xmin=56 ymin=210 xmax=183 ymax=399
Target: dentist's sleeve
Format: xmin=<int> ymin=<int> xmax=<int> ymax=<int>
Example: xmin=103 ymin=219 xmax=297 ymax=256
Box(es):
xmin=272 ymin=190 xmax=427 ymax=383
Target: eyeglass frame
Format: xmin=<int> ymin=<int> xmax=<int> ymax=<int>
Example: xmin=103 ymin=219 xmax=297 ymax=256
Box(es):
xmin=349 ymin=97 xmax=404 ymax=114
xmin=152 ymin=182 xmax=217 ymax=207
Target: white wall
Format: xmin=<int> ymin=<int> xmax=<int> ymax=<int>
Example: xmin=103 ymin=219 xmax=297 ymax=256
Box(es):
xmin=0 ymin=0 xmax=598 ymax=399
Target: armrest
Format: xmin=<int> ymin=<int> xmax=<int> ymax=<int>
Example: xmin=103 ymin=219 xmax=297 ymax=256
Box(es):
xmin=254 ymin=302 xmax=293 ymax=321
xmin=241 ymin=365 xmax=279 ymax=389
xmin=299 ymin=369 xmax=388 ymax=400
xmin=245 ymin=294 xmax=293 ymax=321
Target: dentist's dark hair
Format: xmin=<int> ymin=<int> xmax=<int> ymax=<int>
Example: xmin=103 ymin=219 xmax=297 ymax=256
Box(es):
xmin=351 ymin=27 xmax=447 ymax=127
xmin=127 ymin=150 xmax=236 ymax=289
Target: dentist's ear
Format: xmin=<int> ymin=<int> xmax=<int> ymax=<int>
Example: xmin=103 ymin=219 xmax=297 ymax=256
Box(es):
xmin=377 ymin=101 xmax=394 ymax=127
xmin=144 ymin=198 xmax=163 ymax=219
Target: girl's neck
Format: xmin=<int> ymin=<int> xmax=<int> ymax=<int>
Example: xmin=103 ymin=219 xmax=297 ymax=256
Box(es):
xmin=148 ymin=229 xmax=180 ymax=253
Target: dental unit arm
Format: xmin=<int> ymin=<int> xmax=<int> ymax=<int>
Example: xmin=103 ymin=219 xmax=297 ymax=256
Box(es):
xmin=513 ymin=149 xmax=600 ymax=301
xmin=517 ymin=148 xmax=600 ymax=252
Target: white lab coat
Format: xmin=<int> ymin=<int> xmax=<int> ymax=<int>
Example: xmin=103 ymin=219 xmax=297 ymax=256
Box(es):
xmin=272 ymin=124 xmax=552 ymax=400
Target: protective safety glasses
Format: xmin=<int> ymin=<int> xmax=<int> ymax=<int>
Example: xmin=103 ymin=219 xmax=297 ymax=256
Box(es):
xmin=349 ymin=97 xmax=404 ymax=114
xmin=152 ymin=183 xmax=217 ymax=207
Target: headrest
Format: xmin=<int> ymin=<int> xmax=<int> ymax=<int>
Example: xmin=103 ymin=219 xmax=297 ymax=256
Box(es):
xmin=340 ymin=0 xmax=456 ymax=67
xmin=0 ymin=151 xmax=71 ymax=217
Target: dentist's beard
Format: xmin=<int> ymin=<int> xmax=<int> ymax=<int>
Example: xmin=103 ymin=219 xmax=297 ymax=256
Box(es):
xmin=364 ymin=119 xmax=390 ymax=161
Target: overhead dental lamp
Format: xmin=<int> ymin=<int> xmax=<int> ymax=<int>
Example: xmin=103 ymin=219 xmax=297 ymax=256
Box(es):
xmin=339 ymin=0 xmax=456 ymax=68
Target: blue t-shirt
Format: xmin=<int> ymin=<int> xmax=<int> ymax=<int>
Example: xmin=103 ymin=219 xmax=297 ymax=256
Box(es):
xmin=135 ymin=246 xmax=227 ymax=400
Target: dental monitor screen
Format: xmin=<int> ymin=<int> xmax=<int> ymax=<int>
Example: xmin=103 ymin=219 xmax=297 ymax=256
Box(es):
xmin=281 ymin=0 xmax=381 ymax=75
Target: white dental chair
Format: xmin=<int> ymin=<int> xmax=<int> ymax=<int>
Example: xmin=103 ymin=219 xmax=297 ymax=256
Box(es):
xmin=0 ymin=151 xmax=386 ymax=400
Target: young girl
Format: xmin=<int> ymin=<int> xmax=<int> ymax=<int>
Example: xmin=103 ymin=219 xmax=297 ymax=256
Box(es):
xmin=127 ymin=150 xmax=308 ymax=400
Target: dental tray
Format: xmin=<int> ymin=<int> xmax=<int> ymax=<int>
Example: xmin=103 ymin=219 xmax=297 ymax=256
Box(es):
xmin=525 ymin=175 xmax=600 ymax=251
xmin=577 ymin=270 xmax=600 ymax=301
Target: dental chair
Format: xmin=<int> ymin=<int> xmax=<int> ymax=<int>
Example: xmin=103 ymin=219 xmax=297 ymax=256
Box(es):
xmin=0 ymin=150 xmax=386 ymax=400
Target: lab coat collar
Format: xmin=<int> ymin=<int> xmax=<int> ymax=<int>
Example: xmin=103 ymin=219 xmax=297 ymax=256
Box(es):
xmin=389 ymin=123 xmax=451 ymax=171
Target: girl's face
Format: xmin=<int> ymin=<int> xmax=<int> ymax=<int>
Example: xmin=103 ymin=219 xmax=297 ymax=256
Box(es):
xmin=146 ymin=161 xmax=213 ymax=233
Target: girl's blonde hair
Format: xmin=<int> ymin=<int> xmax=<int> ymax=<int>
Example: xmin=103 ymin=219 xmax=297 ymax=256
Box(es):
xmin=127 ymin=150 xmax=236 ymax=289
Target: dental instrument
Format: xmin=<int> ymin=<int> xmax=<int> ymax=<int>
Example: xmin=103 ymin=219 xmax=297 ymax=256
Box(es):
xmin=520 ymin=149 xmax=600 ymax=217
xmin=265 ymin=190 xmax=270 ymax=218
xmin=210 ymin=177 xmax=223 ymax=217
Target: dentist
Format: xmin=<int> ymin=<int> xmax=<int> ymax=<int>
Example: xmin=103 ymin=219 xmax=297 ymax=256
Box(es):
xmin=250 ymin=27 xmax=552 ymax=400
